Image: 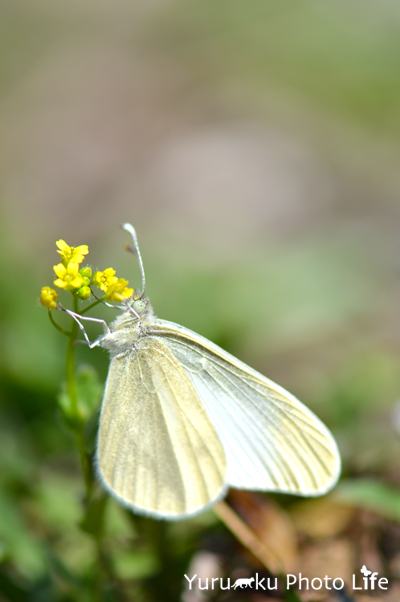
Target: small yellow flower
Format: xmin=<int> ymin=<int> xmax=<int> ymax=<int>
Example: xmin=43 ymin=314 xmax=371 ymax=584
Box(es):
xmin=56 ymin=240 xmax=89 ymax=266
xmin=53 ymin=262 xmax=84 ymax=291
xmin=93 ymin=268 xmax=117 ymax=292
xmin=40 ymin=286 xmax=58 ymax=309
xmin=92 ymin=268 xmax=132 ymax=302
xmin=104 ymin=279 xmax=133 ymax=302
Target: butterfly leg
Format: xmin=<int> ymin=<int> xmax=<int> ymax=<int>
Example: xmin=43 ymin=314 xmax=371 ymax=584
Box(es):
xmin=58 ymin=307 xmax=110 ymax=348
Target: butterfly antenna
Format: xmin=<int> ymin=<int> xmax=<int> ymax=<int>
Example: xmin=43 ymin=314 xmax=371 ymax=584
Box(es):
xmin=121 ymin=223 xmax=146 ymax=298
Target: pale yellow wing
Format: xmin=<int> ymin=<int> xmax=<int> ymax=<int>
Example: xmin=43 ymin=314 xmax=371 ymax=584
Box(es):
xmin=149 ymin=320 xmax=341 ymax=496
xmin=97 ymin=337 xmax=227 ymax=519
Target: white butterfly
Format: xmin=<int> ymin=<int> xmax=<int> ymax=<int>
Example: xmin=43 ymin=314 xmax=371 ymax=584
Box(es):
xmin=71 ymin=224 xmax=341 ymax=520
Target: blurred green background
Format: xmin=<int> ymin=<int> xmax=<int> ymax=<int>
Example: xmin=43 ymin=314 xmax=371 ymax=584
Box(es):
xmin=1 ymin=0 xmax=400 ymax=600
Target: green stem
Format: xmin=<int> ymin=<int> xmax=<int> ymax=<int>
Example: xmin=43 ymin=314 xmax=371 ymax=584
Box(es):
xmin=65 ymin=296 xmax=79 ymax=415
xmin=65 ymin=297 xmax=92 ymax=495
xmin=76 ymin=433 xmax=92 ymax=496
xmin=48 ymin=310 xmax=71 ymax=337
xmin=80 ymin=297 xmax=104 ymax=315
xmin=59 ymin=293 xmax=115 ymax=599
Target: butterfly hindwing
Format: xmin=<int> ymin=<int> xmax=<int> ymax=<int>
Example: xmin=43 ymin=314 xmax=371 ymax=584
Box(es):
xmin=97 ymin=336 xmax=227 ymax=519
xmin=150 ymin=320 xmax=341 ymax=496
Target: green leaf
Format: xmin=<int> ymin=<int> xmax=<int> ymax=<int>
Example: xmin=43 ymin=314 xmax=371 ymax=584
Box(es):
xmin=75 ymin=365 xmax=103 ymax=420
xmin=113 ymin=549 xmax=160 ymax=580
xmin=335 ymin=479 xmax=400 ymax=522
xmin=58 ymin=365 xmax=102 ymax=429
xmin=57 ymin=383 xmax=77 ymax=428
xmin=0 ymin=491 xmax=46 ymax=579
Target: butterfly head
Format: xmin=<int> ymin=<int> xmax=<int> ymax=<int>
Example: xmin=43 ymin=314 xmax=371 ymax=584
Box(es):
xmin=101 ymin=295 xmax=154 ymax=354
xmin=131 ymin=298 xmax=146 ymax=315
xmin=121 ymin=290 xmax=155 ymax=324
xmin=126 ymin=288 xmax=147 ymax=316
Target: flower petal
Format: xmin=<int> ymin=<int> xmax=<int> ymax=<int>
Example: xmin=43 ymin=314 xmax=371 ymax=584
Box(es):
xmin=56 ymin=240 xmax=69 ymax=251
xmin=53 ymin=263 xmax=66 ymax=278
xmin=75 ymin=245 xmax=89 ymax=256
xmin=54 ymin=278 xmax=68 ymax=289
xmin=67 ymin=262 xmax=80 ymax=276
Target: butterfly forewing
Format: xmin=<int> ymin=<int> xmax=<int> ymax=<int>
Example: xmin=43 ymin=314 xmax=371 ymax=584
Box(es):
xmin=97 ymin=337 xmax=227 ymax=518
xmin=149 ymin=320 xmax=341 ymax=496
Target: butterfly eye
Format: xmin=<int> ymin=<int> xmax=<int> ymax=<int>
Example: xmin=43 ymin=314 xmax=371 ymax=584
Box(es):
xmin=132 ymin=299 xmax=146 ymax=314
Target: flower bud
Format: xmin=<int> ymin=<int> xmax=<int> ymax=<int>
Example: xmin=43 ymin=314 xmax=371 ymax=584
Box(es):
xmin=76 ymin=286 xmax=91 ymax=300
xmin=40 ymin=287 xmax=58 ymax=309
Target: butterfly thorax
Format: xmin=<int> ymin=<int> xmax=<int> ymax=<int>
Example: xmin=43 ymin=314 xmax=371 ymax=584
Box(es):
xmin=100 ymin=298 xmax=156 ymax=356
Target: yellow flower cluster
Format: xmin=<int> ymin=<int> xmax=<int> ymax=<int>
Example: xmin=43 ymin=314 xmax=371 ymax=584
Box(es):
xmin=40 ymin=239 xmax=133 ymax=308
xmin=56 ymin=240 xmax=88 ymax=266
xmin=53 ymin=240 xmax=92 ymax=300
xmin=54 ymin=262 xmax=83 ymax=291
xmin=93 ymin=268 xmax=133 ymax=302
